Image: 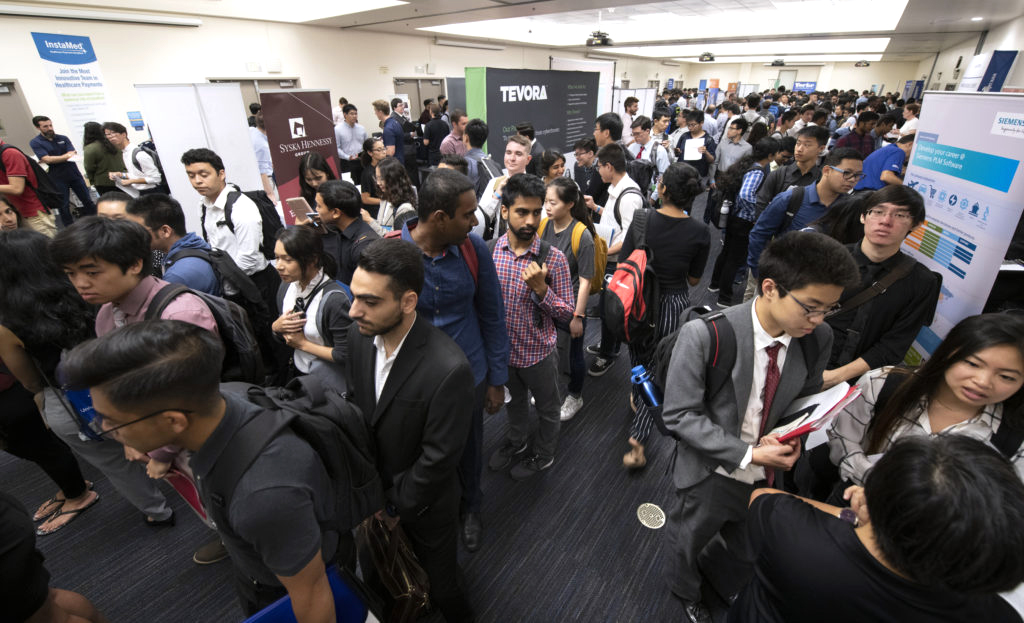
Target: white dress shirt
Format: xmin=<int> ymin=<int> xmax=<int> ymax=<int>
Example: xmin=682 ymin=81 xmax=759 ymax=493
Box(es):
xmin=201 ymin=185 xmax=269 ymax=276
xmin=335 ymin=122 xmax=367 ymax=160
xmin=373 ymin=315 xmax=416 ymax=400
xmin=281 ymin=271 xmax=328 ymax=374
xmin=715 ymin=300 xmax=793 ymax=484
xmin=628 ymin=138 xmax=671 ymax=176
xmin=601 ymin=174 xmax=643 ymax=254
xmin=116 ymin=145 xmax=160 ymax=197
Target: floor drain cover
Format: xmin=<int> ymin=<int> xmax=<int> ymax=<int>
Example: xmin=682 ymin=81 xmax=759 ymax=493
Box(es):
xmin=637 ymin=503 xmax=666 ymax=529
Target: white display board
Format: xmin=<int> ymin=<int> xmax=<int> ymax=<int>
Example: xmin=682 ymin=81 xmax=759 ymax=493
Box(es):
xmin=901 ymin=91 xmax=1024 ymax=362
xmin=135 ymin=83 xmax=263 ymax=233
xmin=551 ymin=56 xmax=614 ymax=116
xmin=612 ymin=87 xmax=658 ymax=120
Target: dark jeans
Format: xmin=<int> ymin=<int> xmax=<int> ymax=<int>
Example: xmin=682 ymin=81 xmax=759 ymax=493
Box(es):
xmin=558 ymin=317 xmax=587 ymax=396
xmin=0 ymin=383 xmax=87 ymax=498
xmin=597 ymin=262 xmax=621 ymax=357
xmin=53 ymin=174 xmax=96 ymax=226
xmin=457 ymin=383 xmax=486 ymax=514
xmin=711 ymin=216 xmax=754 ymax=304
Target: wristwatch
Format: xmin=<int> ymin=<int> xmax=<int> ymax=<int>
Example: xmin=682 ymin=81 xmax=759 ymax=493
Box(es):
xmin=839 ymin=508 xmax=859 ymax=526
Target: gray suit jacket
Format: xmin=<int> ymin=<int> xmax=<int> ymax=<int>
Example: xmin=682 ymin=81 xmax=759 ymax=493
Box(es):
xmin=661 ymin=300 xmax=832 ymax=490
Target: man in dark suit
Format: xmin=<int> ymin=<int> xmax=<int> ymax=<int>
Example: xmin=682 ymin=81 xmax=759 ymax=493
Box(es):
xmin=345 ymin=238 xmax=476 ymax=622
xmin=660 ymin=231 xmax=858 ymax=623
xmin=516 ymin=122 xmax=544 ymax=177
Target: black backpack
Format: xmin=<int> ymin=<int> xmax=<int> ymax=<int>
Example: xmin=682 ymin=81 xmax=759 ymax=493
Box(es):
xmin=144 ymin=283 xmax=265 ymax=384
xmin=163 ymin=247 xmax=269 ymax=325
xmin=201 ymin=185 xmax=284 ymax=261
xmin=213 ymin=375 xmax=384 ymax=534
xmin=0 ymin=143 xmax=64 ymax=213
xmin=131 ymin=143 xmax=171 ymax=194
xmin=651 ymin=305 xmax=819 ymax=439
xmin=625 ymin=159 xmax=657 ymax=197
xmin=612 ymin=186 xmax=651 ymax=231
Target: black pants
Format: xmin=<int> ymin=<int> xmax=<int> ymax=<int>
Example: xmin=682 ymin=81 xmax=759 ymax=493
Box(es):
xmin=710 ymin=216 xmax=754 ymax=304
xmin=457 ymin=383 xmax=486 ymax=515
xmin=248 ymin=264 xmax=285 ymax=375
xmin=53 ymin=174 xmax=96 ymax=226
xmin=0 ymin=383 xmax=87 ymax=498
xmin=597 ymin=261 xmax=621 ymax=357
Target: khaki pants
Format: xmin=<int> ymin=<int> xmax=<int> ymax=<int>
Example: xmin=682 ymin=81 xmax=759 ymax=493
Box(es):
xmin=24 ymin=212 xmax=57 ymax=238
xmin=743 ymin=272 xmax=759 ymax=302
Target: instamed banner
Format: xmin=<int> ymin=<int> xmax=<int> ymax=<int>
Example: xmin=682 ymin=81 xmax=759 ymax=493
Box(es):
xmin=259 ymin=89 xmax=338 ymax=224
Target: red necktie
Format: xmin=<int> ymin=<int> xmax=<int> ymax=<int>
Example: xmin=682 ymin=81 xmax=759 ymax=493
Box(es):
xmin=637 ymin=145 xmax=644 ymax=159
xmin=759 ymin=341 xmax=783 ymax=485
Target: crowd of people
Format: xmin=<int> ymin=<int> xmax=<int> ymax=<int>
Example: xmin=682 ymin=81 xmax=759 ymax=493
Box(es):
xmin=1 ymin=82 xmax=1023 ymax=623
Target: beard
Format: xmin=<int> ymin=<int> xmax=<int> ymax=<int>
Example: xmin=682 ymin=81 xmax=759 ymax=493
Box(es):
xmin=356 ymin=307 xmax=405 ymax=337
xmin=511 ymin=225 xmax=536 ymax=242
xmin=43 ymin=130 xmax=55 ymax=139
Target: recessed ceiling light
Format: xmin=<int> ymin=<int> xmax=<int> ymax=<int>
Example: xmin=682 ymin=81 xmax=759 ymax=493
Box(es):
xmin=971 ymin=16 xmax=984 ymax=21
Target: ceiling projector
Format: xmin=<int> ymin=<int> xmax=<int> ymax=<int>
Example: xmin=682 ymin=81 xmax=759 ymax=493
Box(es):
xmin=771 ymin=59 xmax=786 ymax=66
xmin=587 ymin=31 xmax=613 ymax=46
xmin=699 ymin=52 xmax=715 ymax=62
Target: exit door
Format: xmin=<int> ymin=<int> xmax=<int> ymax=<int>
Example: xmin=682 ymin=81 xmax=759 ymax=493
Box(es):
xmin=777 ymin=70 xmax=798 ymax=91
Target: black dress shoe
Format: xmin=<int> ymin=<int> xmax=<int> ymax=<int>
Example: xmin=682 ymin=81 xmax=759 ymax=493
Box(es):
xmin=145 ymin=511 xmax=175 ymax=527
xmin=683 ymin=600 xmax=712 ymax=623
xmin=461 ymin=512 xmax=482 ymax=553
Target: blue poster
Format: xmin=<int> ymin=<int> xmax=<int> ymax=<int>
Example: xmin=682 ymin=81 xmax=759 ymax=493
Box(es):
xmin=793 ymin=81 xmax=817 ymax=92
xmin=31 ymin=32 xmax=113 ymax=145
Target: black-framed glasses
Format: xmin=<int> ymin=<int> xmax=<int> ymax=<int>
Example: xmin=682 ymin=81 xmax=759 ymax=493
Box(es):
xmin=777 ymin=285 xmax=841 ymax=319
xmin=864 ymin=208 xmax=914 ymax=222
xmin=827 ymin=165 xmax=866 ymax=182
xmin=92 ymin=407 xmax=193 ymax=437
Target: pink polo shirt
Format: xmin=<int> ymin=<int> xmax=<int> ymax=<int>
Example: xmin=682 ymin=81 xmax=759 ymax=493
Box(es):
xmin=95 ymin=276 xmax=219 ymax=337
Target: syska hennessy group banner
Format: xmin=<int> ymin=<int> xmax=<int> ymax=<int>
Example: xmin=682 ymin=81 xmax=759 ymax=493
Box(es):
xmin=466 ymin=68 xmax=600 ymax=162
xmin=31 ymin=32 xmax=114 ymax=148
xmin=901 ymin=92 xmax=1024 ymax=362
xmin=259 ymin=89 xmax=338 ymax=224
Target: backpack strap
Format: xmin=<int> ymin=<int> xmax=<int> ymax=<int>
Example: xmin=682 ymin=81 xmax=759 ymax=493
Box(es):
xmin=532 ymin=239 xmax=553 ymax=329
xmin=131 ymin=147 xmax=142 ymax=173
xmin=613 ymin=187 xmax=644 ymax=229
xmin=459 ymin=237 xmax=479 ymax=288
xmin=629 ymin=204 xmax=651 ymax=252
xmin=537 ymin=218 xmax=549 ymax=239
xmin=222 ymin=190 xmax=241 ymax=234
xmin=144 ymin=283 xmax=192 ymax=320
xmin=205 ymin=402 xmax=293 ymax=510
xmin=570 ymin=221 xmax=585 ymax=259
xmin=991 ymin=417 xmax=1024 ymax=459
xmin=703 ymin=313 xmax=737 ymax=400
xmin=833 ymin=254 xmax=918 ymax=365
xmin=780 ymin=185 xmax=805 ymax=232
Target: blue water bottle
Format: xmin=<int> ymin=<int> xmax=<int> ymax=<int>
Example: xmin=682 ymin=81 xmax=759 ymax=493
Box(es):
xmin=631 ymin=365 xmax=663 ymax=409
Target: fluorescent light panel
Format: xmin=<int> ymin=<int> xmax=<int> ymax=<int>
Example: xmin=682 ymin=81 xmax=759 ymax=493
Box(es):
xmin=676 ymin=54 xmax=885 ymax=64
xmin=434 ymin=37 xmax=505 ymax=50
xmin=419 ymin=0 xmax=908 ymax=47
xmin=612 ymin=38 xmax=890 ymax=58
xmin=0 ymin=3 xmax=202 ymax=26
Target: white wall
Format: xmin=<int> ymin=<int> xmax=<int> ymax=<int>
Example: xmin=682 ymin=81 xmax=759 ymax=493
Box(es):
xmin=915 ymin=14 xmax=1024 ymax=90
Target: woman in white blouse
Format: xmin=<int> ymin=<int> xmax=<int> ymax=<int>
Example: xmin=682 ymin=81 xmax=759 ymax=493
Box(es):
xmin=272 ymin=225 xmax=351 ymax=384
xmin=828 ymin=314 xmax=1024 ymax=491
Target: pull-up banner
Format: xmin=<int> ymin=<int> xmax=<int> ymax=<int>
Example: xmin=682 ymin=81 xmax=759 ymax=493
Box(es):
xmin=260 ymin=89 xmax=338 ymax=224
xmin=31 ymin=32 xmax=113 ymax=147
xmin=466 ymin=68 xmax=600 ymax=161
xmin=901 ymin=91 xmax=1024 ymax=362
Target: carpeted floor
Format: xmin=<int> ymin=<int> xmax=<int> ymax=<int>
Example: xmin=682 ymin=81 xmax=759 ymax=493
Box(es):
xmin=2 ymin=197 xmax=743 ymax=622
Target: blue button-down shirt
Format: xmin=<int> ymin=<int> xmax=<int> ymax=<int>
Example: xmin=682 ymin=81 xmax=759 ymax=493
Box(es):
xmin=747 ymin=183 xmax=829 ymax=275
xmin=401 ymin=219 xmax=509 ymax=387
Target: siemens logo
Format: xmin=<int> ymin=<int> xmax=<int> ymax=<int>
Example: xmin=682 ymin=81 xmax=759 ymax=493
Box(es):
xmin=500 ymin=85 xmax=548 ymax=102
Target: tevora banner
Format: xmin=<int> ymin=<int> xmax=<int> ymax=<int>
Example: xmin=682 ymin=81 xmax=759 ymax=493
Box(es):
xmin=31 ymin=32 xmax=114 ymax=147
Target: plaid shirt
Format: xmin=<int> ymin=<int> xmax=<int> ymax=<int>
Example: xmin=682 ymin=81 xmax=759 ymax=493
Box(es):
xmin=492 ymin=234 xmax=574 ymax=368
xmin=735 ymin=167 xmax=766 ymax=222
xmin=828 ymin=367 xmax=1024 ymax=485
xmin=835 ymin=130 xmax=876 ymax=158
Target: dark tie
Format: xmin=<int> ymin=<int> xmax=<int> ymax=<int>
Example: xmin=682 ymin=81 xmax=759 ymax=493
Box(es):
xmin=759 ymin=341 xmax=783 ymax=485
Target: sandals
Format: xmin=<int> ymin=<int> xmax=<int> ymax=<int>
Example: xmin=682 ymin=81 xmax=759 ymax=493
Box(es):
xmin=36 ymin=491 xmax=100 ymax=536
xmin=623 ymin=438 xmax=647 ymax=470
xmin=33 ymin=481 xmax=94 ymax=522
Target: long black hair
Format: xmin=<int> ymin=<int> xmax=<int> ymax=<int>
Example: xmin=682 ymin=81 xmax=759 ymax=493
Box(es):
xmin=866 ymin=314 xmax=1024 ymax=454
xmin=718 ymin=137 xmax=779 ymax=205
xmin=0 ymin=229 xmax=95 ymax=350
xmin=297 ymin=152 xmax=335 ymax=207
xmin=276 ymin=225 xmax=337 ymax=280
xmin=82 ymin=121 xmax=118 ymax=155
xmin=546 ymin=177 xmax=596 ymax=238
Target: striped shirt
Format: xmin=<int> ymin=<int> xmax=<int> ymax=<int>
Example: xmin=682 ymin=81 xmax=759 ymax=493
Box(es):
xmin=492 ymin=234 xmax=574 ymax=368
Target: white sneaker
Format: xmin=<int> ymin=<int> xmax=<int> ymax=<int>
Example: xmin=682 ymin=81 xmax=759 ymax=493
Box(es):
xmin=560 ymin=395 xmax=584 ymax=421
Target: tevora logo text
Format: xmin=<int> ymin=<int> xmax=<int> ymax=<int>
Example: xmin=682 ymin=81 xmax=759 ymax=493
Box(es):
xmin=500 ymin=85 xmax=548 ymax=102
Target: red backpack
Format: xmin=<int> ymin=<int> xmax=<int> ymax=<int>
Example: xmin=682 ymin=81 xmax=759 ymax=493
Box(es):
xmin=603 ymin=208 xmax=659 ymax=346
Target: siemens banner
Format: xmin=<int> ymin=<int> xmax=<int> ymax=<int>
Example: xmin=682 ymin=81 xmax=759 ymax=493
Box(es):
xmin=901 ymin=91 xmax=1024 ymax=362
xmin=31 ymin=32 xmax=114 ymax=147
xmin=466 ymin=68 xmax=600 ymax=161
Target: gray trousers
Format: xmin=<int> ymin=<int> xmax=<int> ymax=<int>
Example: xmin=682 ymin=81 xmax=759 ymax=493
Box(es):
xmin=506 ymin=351 xmax=561 ymax=459
xmin=665 ymin=473 xmax=755 ymax=602
xmin=43 ymin=388 xmax=173 ymax=520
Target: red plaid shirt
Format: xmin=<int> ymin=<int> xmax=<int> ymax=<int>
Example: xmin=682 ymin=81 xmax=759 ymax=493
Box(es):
xmin=492 ymin=234 xmax=575 ymax=368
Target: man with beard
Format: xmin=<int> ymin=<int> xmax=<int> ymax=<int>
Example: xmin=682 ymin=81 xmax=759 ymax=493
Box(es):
xmin=30 ymin=115 xmax=96 ymax=225
xmin=346 ymin=238 xmax=476 ymax=622
xmin=488 ymin=174 xmax=574 ymax=480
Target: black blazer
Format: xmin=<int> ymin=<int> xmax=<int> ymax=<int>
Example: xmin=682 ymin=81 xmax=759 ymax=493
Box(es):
xmin=346 ymin=315 xmax=474 ymax=520
xmin=526 ymin=139 xmax=545 ymax=176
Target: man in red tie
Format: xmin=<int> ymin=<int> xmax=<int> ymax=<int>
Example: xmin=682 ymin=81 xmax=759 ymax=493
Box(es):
xmin=658 ymin=231 xmax=859 ymax=623
xmin=627 ymin=116 xmax=670 ymax=187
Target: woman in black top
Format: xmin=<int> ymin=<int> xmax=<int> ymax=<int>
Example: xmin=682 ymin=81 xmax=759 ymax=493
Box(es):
xmin=360 ymin=137 xmax=386 ymax=218
xmin=0 ymin=230 xmax=97 ymax=535
xmin=297 ymin=151 xmax=336 ymax=219
xmin=619 ymin=162 xmax=711 ymax=468
xmin=734 ymin=436 xmax=1024 ymax=623
xmin=422 ymin=103 xmax=448 ymax=166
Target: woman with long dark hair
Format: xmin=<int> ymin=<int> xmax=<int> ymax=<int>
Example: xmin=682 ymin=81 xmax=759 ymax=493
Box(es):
xmin=271 ymin=226 xmax=350 ymax=384
xmin=82 ymin=120 xmax=124 ymax=196
xmin=0 ymin=229 xmax=98 ymax=535
xmin=374 ymin=157 xmax=417 ymax=232
xmin=360 ymin=137 xmax=386 ymax=216
xmin=540 ymin=177 xmax=597 ymax=421
xmin=828 ymin=313 xmax=1024 ymax=488
xmin=297 ymin=152 xmax=336 ymax=222
xmin=619 ymin=163 xmax=711 ymax=468
xmin=539 ymin=149 xmax=567 ymax=186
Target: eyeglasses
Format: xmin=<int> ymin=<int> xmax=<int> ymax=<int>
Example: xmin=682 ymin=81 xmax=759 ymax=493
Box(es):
xmin=777 ymin=285 xmax=841 ymax=319
xmin=864 ymin=208 xmax=914 ymax=222
xmin=827 ymin=165 xmax=866 ymax=182
xmin=91 ymin=407 xmax=193 ymax=437
xmin=574 ymin=151 xmax=592 ymax=159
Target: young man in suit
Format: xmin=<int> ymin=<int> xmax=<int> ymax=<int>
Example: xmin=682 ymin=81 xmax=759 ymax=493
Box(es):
xmin=345 ymin=238 xmax=476 ymax=623
xmin=660 ymin=231 xmax=859 ymax=623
